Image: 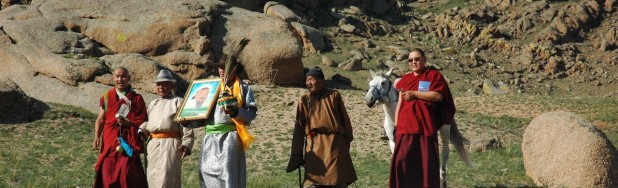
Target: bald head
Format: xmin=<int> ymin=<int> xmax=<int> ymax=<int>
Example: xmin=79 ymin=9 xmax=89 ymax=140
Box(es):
xmin=113 ymin=67 xmax=131 ymax=91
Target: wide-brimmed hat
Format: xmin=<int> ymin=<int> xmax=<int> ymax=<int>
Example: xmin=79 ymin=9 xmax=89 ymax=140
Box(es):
xmin=154 ymin=70 xmax=176 ymax=83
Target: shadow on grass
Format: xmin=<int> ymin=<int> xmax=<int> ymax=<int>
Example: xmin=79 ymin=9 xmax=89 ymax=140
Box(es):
xmin=0 ymin=97 xmax=49 ymax=124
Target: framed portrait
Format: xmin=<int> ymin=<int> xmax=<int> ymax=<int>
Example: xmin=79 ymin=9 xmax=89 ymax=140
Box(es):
xmin=176 ymin=78 xmax=221 ymax=121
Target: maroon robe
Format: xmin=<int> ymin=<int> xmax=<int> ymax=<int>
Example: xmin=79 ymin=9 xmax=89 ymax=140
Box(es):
xmin=389 ymin=67 xmax=455 ymax=188
xmin=94 ymin=87 xmax=147 ymax=188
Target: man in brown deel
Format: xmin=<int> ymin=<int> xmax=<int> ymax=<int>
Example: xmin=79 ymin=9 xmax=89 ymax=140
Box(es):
xmin=286 ymin=66 xmax=357 ymax=187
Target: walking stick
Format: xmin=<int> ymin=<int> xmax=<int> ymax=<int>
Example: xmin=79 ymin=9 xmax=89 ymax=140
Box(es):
xmin=298 ymin=165 xmax=302 ymax=188
xmin=141 ymin=133 xmax=149 ymax=178
xmin=298 ymin=126 xmax=306 ymax=188
xmin=298 ymin=94 xmax=313 ymax=188
xmin=143 ymin=141 xmax=148 ymax=172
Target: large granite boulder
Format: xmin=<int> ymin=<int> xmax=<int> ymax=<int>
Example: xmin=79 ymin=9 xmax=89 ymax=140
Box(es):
xmin=210 ymin=6 xmax=304 ymax=85
xmin=0 ymin=0 xmax=304 ymax=113
xmin=522 ymin=111 xmax=618 ymax=187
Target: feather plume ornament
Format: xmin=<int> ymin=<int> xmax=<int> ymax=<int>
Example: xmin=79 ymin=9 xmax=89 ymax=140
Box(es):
xmin=221 ymin=38 xmax=250 ymax=86
xmin=216 ymin=38 xmax=255 ymax=151
xmin=217 ymin=38 xmax=250 ymax=106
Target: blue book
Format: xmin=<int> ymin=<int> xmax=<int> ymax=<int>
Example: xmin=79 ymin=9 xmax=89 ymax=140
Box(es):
xmin=118 ymin=137 xmax=134 ymax=157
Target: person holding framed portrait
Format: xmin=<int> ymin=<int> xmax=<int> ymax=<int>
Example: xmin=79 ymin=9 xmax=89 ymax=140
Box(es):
xmin=181 ymin=62 xmax=258 ymax=188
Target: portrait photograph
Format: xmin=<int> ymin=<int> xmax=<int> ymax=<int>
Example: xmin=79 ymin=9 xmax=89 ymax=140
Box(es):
xmin=176 ymin=78 xmax=221 ymax=121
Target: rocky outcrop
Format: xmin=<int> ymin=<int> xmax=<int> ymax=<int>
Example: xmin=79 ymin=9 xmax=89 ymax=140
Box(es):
xmin=0 ymin=0 xmax=305 ymax=113
xmin=469 ymin=137 xmax=502 ymax=152
xmin=522 ymin=111 xmax=618 ymax=187
xmin=263 ymin=1 xmax=304 ymax=23
xmin=535 ymin=1 xmax=603 ymax=44
xmin=222 ymin=0 xmax=397 ymax=15
xmin=96 ymin=53 xmax=165 ymax=94
xmin=152 ymin=51 xmax=213 ymax=81
xmin=209 ymin=6 xmax=304 ymax=85
xmin=482 ymin=79 xmax=509 ymax=95
xmin=291 ymin=22 xmax=325 ymax=53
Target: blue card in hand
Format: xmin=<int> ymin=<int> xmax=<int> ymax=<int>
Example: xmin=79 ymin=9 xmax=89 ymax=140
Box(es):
xmin=418 ymin=81 xmax=431 ymax=92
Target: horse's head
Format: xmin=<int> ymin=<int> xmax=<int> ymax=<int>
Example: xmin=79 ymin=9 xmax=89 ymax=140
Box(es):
xmin=365 ymin=69 xmax=394 ymax=108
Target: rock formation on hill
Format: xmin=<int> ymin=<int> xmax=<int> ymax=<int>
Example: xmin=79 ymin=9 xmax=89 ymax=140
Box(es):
xmin=0 ymin=0 xmax=305 ymax=112
xmin=1 ymin=0 xmax=617 ymax=114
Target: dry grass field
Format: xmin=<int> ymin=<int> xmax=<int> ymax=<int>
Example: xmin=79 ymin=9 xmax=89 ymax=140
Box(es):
xmin=1 ymin=83 xmax=617 ymax=187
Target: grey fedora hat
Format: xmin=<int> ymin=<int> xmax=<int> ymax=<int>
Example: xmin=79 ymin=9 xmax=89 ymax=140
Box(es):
xmin=154 ymin=70 xmax=176 ymax=83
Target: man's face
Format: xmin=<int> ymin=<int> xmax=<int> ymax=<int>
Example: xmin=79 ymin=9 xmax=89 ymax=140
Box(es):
xmin=408 ymin=51 xmax=426 ymax=74
xmin=218 ymin=66 xmax=225 ymax=78
xmin=306 ymin=76 xmax=324 ymax=94
xmin=194 ymin=88 xmax=210 ymax=102
xmin=156 ymin=81 xmax=174 ymax=97
xmin=218 ymin=66 xmax=236 ymax=84
xmin=113 ymin=69 xmax=131 ymax=90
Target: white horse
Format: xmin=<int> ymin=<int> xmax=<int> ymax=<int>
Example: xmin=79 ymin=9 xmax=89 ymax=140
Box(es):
xmin=364 ymin=69 xmax=474 ymax=187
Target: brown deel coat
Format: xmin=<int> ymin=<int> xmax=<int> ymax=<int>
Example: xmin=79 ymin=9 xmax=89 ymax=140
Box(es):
xmin=287 ymin=89 xmax=358 ymax=186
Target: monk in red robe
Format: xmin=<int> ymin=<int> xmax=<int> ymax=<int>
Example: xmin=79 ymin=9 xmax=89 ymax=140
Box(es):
xmin=390 ymin=48 xmax=456 ymax=188
xmin=93 ymin=67 xmax=148 ymax=188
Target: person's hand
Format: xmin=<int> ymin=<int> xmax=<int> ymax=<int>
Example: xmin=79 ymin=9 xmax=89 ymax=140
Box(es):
xmin=117 ymin=117 xmax=130 ymax=127
xmin=178 ymin=146 xmax=190 ymax=159
xmin=138 ymin=129 xmax=147 ymax=142
xmin=402 ymin=90 xmax=416 ymax=101
xmin=224 ymin=105 xmax=239 ymax=117
xmin=176 ymin=117 xmax=187 ymax=126
xmin=93 ymin=137 xmax=101 ymax=150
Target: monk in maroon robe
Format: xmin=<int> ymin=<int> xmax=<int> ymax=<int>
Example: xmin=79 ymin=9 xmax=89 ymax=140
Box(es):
xmin=390 ymin=49 xmax=455 ymax=188
xmin=93 ymin=67 xmax=147 ymax=188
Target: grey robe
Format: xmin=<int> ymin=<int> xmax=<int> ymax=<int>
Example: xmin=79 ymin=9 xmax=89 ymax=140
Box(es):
xmin=188 ymin=81 xmax=258 ymax=188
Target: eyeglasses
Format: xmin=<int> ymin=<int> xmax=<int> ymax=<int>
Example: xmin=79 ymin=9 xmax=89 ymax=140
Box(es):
xmin=407 ymin=57 xmax=423 ymax=63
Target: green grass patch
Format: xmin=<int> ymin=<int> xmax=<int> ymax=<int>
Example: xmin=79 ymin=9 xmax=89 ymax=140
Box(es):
xmin=427 ymin=0 xmax=468 ymax=13
xmin=446 ymin=143 xmax=537 ymax=187
xmin=0 ymin=104 xmax=98 ymax=187
xmin=1 ymin=98 xmax=617 ymax=187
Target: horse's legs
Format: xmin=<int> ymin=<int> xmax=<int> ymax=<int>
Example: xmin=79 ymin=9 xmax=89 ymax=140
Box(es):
xmin=384 ymin=118 xmax=395 ymax=153
xmin=439 ymin=124 xmax=451 ymax=188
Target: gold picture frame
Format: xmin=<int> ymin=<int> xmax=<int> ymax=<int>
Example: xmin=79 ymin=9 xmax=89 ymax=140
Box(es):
xmin=175 ymin=78 xmax=221 ymax=121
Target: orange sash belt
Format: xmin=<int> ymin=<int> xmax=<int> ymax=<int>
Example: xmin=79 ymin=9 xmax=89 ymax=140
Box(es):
xmin=150 ymin=131 xmax=180 ymax=139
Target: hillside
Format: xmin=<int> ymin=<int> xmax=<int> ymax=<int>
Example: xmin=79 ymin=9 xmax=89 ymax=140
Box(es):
xmin=296 ymin=0 xmax=618 ymax=98
xmin=1 ymin=0 xmax=617 ymax=114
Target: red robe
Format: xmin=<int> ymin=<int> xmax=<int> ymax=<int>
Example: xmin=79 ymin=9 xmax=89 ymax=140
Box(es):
xmin=394 ymin=67 xmax=455 ymax=137
xmin=389 ymin=68 xmax=455 ymax=188
xmin=94 ymin=87 xmax=147 ymax=188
